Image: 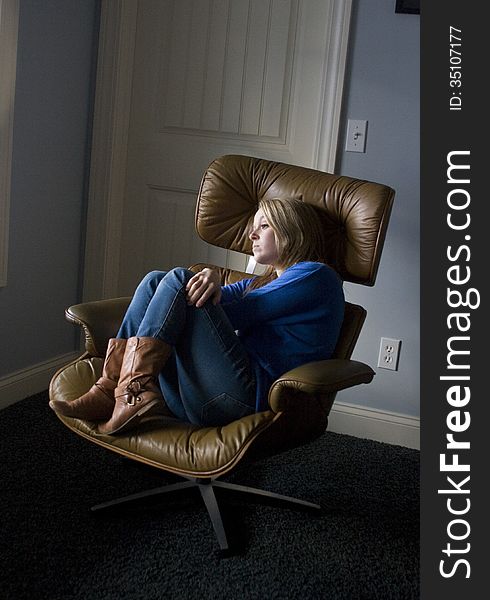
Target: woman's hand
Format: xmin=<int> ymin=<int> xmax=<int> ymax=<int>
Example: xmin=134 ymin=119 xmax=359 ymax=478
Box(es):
xmin=185 ymin=268 xmax=222 ymax=308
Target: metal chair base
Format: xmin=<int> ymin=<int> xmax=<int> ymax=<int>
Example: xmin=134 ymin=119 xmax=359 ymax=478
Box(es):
xmin=91 ymin=476 xmax=321 ymax=552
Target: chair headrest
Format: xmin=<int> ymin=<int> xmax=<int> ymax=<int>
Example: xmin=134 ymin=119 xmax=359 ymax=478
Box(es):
xmin=196 ymin=155 xmax=395 ymax=286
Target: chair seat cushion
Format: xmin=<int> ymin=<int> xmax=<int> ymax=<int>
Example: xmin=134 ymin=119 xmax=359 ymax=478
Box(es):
xmin=50 ymin=358 xmax=277 ymax=478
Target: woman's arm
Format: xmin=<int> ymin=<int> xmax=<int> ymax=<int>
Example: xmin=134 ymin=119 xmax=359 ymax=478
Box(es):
xmin=222 ymin=264 xmax=343 ymax=331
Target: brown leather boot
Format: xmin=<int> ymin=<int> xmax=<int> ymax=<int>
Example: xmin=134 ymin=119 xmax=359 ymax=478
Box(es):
xmin=49 ymin=338 xmax=127 ymax=420
xmin=98 ymin=337 xmax=173 ymax=435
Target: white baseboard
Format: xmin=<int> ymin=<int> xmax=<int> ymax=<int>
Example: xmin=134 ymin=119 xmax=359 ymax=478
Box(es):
xmin=0 ymin=352 xmax=80 ymax=411
xmin=328 ymin=401 xmax=420 ymax=449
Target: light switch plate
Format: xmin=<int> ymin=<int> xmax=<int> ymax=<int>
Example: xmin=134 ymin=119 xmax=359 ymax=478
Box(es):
xmin=345 ymin=119 xmax=368 ymax=152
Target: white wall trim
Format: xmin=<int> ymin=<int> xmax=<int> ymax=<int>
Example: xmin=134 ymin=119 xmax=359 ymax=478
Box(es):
xmin=328 ymin=400 xmax=420 ymax=449
xmin=315 ymin=0 xmax=352 ymax=172
xmin=0 ymin=0 xmax=19 ymax=287
xmin=0 ymin=352 xmax=80 ymax=411
xmin=82 ymin=0 xmax=139 ymax=301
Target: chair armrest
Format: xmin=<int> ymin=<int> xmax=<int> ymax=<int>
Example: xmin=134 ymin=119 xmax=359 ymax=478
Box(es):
xmin=66 ymin=297 xmax=131 ymax=357
xmin=268 ymin=359 xmax=375 ymax=413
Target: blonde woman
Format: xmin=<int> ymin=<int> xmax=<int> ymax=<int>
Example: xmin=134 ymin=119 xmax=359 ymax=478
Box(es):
xmin=50 ymin=198 xmax=345 ymax=434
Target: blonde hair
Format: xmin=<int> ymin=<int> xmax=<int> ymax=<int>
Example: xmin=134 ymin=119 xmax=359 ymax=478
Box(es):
xmin=247 ymin=197 xmax=327 ymax=290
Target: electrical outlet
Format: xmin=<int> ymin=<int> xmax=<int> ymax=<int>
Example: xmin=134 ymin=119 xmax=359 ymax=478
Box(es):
xmin=377 ymin=338 xmax=401 ymax=371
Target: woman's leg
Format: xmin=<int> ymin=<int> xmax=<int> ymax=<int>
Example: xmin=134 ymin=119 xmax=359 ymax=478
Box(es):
xmin=133 ymin=268 xmax=256 ymax=426
xmin=128 ymin=268 xmax=255 ymax=425
xmin=102 ymin=268 xmax=255 ymax=430
xmin=116 ymin=270 xmax=168 ymax=339
xmin=158 ymin=297 xmax=256 ymax=426
xmin=49 ymin=271 xmax=169 ymax=422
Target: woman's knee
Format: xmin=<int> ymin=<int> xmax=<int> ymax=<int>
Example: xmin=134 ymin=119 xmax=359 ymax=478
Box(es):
xmin=165 ymin=267 xmax=194 ymax=286
xmin=137 ymin=267 xmax=192 ymax=300
xmin=139 ymin=270 xmax=167 ymax=290
xmin=141 ymin=270 xmax=167 ymax=281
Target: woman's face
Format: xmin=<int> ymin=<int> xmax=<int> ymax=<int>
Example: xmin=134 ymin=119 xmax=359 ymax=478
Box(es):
xmin=249 ymin=209 xmax=280 ymax=267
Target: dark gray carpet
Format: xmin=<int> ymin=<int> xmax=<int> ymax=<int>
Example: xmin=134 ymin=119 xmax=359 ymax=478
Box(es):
xmin=0 ymin=392 xmax=419 ymax=599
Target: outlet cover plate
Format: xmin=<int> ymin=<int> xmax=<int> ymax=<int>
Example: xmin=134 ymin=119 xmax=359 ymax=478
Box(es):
xmin=377 ymin=337 xmax=401 ymax=371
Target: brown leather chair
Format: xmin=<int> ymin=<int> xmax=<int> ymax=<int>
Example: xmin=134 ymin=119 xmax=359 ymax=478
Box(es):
xmin=49 ymin=155 xmax=394 ymax=551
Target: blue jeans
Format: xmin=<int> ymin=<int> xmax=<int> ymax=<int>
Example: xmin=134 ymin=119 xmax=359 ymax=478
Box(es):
xmin=117 ymin=268 xmax=256 ymax=426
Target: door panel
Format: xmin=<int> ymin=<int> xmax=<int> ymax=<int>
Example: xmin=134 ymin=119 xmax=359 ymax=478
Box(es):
xmin=114 ymin=0 xmax=351 ymax=293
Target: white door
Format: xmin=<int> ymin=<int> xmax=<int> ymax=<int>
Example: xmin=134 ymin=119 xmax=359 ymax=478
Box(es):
xmin=85 ymin=0 xmax=352 ymax=297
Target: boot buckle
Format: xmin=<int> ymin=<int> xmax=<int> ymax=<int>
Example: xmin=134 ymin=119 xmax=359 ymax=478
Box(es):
xmin=124 ymin=380 xmax=144 ymax=405
xmin=125 ymin=394 xmax=138 ymax=406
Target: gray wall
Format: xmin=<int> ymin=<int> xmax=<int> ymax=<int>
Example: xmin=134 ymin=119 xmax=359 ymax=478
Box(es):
xmin=0 ymin=0 xmax=99 ymax=377
xmin=336 ymin=0 xmax=420 ymax=417
xmin=1 ymin=0 xmax=419 ymax=420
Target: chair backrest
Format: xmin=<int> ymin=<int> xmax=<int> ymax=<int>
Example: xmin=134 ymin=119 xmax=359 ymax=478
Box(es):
xmin=332 ymin=302 xmax=366 ymax=360
xmin=196 ymin=155 xmax=395 ymax=286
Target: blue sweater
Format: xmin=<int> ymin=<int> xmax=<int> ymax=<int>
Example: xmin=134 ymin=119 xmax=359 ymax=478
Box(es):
xmin=220 ymin=261 xmax=345 ymax=411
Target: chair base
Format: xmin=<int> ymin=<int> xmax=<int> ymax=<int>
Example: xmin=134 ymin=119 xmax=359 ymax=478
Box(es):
xmin=91 ymin=476 xmax=321 ymax=552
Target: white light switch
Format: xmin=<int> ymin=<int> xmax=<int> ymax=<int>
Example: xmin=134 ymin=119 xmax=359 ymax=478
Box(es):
xmin=345 ymin=119 xmax=368 ymax=153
